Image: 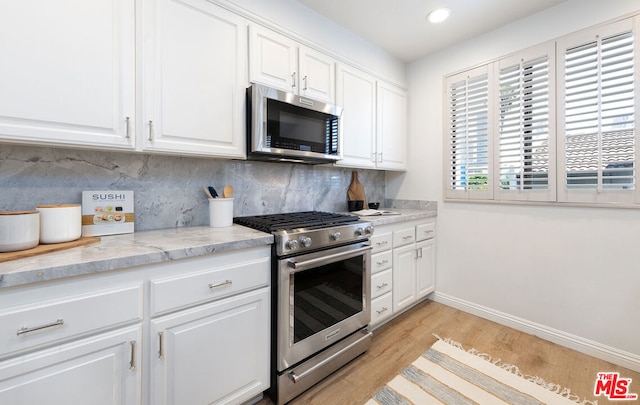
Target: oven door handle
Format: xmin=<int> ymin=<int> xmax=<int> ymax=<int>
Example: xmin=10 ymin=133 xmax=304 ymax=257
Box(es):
xmin=287 ymin=245 xmax=371 ymax=273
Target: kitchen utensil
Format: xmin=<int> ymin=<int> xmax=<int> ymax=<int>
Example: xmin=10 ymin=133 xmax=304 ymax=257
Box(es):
xmin=36 ymin=204 xmax=82 ymax=244
xmin=368 ymin=202 xmax=380 ymax=210
xmin=347 ymin=170 xmax=366 ymax=206
xmin=203 ymin=186 xmax=213 ymax=199
xmin=222 ymin=185 xmax=234 ymax=198
xmin=208 ymin=186 xmax=219 ymax=198
xmin=0 ymin=211 xmax=40 ymax=252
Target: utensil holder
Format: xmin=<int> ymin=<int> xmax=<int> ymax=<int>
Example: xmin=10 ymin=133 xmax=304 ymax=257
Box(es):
xmin=209 ymin=198 xmax=233 ymax=228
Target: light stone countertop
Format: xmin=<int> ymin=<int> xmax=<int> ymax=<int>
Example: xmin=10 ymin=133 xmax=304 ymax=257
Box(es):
xmin=0 ymin=209 xmax=436 ymax=289
xmin=353 ymin=208 xmax=437 ymax=226
xmin=0 ymin=225 xmax=273 ymax=289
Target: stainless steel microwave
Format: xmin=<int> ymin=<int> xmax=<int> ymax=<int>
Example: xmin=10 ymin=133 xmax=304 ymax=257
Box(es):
xmin=246 ymin=84 xmax=343 ymax=164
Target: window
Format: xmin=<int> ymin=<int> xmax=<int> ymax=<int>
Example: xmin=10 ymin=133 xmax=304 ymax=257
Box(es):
xmin=558 ymin=19 xmax=638 ymax=204
xmin=444 ymin=15 xmax=639 ymax=207
xmin=445 ymin=65 xmax=493 ymax=200
xmin=496 ymin=43 xmax=556 ymax=202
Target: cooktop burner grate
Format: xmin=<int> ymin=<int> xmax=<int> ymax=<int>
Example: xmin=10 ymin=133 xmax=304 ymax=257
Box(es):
xmin=233 ymin=211 xmax=359 ymax=233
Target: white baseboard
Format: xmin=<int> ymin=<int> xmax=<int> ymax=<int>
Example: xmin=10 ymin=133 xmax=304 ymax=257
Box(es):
xmin=431 ymin=292 xmax=640 ymax=373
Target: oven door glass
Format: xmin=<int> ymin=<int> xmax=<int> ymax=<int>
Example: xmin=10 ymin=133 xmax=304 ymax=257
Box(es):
xmin=292 ymin=256 xmax=363 ymax=343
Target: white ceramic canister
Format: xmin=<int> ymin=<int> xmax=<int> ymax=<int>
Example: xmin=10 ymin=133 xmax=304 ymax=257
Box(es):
xmin=0 ymin=211 xmax=40 ymax=252
xmin=209 ymin=198 xmax=234 ymax=228
xmin=36 ymin=204 xmax=82 ymax=244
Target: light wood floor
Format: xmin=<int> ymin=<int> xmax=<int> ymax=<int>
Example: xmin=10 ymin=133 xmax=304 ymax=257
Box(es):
xmin=258 ymin=299 xmax=639 ymax=404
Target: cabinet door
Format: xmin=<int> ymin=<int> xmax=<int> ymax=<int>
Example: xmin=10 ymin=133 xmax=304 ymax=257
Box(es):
xmin=249 ymin=25 xmax=297 ymax=93
xmin=151 ymin=287 xmax=270 ymax=405
xmin=298 ymin=46 xmax=336 ymax=103
xmin=416 ymin=239 xmax=435 ymax=298
xmin=335 ymin=64 xmax=377 ymax=169
xmin=392 ymin=244 xmax=417 ymax=312
xmin=142 ymin=0 xmax=247 ymax=158
xmin=0 ymin=326 xmax=141 ymax=405
xmin=0 ymin=0 xmax=135 ymax=149
xmin=376 ymin=81 xmax=407 ymax=170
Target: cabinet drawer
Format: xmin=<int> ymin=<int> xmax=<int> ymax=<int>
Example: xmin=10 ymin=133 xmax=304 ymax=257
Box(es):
xmin=416 ymin=222 xmax=436 ymax=241
xmin=371 ymin=269 xmax=392 ymax=299
xmin=370 ymin=231 xmax=392 ymax=254
xmin=393 ymin=227 xmax=415 ymax=247
xmin=150 ymin=255 xmax=270 ymax=316
xmin=0 ymin=285 xmax=143 ymax=358
xmin=371 ymin=250 xmax=392 ymax=274
xmin=370 ymin=293 xmax=393 ymax=326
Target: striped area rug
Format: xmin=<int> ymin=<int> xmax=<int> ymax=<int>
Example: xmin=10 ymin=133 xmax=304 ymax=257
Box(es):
xmin=367 ymin=337 xmax=596 ymax=405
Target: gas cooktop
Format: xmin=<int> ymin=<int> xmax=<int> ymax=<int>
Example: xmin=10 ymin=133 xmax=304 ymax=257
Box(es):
xmin=234 ymin=211 xmax=371 ymax=256
xmin=233 ymin=211 xmax=359 ymax=233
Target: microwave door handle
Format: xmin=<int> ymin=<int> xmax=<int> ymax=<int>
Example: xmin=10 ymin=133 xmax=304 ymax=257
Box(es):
xmin=287 ymin=245 xmax=371 ymax=273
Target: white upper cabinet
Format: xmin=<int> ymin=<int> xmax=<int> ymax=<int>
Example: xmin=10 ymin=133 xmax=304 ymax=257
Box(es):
xmin=298 ymin=46 xmax=336 ymax=102
xmin=376 ymin=81 xmax=407 ymax=171
xmin=249 ymin=25 xmax=298 ymax=93
xmin=335 ymin=64 xmax=377 ymax=169
xmin=0 ymin=0 xmax=135 ymax=149
xmin=141 ymin=0 xmax=248 ymax=158
xmin=336 ymin=64 xmax=407 ymax=171
xmin=249 ymin=25 xmax=336 ymax=103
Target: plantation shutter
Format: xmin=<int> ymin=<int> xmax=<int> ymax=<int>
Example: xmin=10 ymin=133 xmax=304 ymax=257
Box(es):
xmin=496 ymin=43 xmax=556 ymax=201
xmin=444 ymin=65 xmax=493 ymax=200
xmin=558 ymin=18 xmax=639 ymax=204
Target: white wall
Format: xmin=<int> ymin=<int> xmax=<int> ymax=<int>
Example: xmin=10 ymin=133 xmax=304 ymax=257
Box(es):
xmin=389 ymin=0 xmax=640 ymax=370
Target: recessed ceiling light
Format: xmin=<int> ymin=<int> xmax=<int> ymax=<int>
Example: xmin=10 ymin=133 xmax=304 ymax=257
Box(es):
xmin=426 ymin=7 xmax=451 ymax=24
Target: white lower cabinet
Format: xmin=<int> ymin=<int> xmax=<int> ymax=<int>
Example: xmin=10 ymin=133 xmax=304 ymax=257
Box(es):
xmin=150 ymin=288 xmax=270 ymax=405
xmin=416 ymin=238 xmax=436 ymax=298
xmin=0 ymin=325 xmax=141 ymax=404
xmin=392 ymin=243 xmax=418 ymax=312
xmin=0 ymin=276 xmax=144 ymax=405
xmin=0 ymin=245 xmax=271 ymax=405
xmin=148 ymin=246 xmax=271 ymax=405
xmin=369 ymin=218 xmax=436 ymax=329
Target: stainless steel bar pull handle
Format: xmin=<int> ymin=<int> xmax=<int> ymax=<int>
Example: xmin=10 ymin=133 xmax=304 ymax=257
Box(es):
xmin=125 ymin=116 xmax=130 ymax=139
xmin=376 ymin=307 xmax=389 ymax=315
xmin=158 ymin=332 xmax=164 ymax=359
xmin=303 ymin=75 xmax=308 ymax=91
xmin=209 ymin=280 xmax=232 ymax=290
xmin=291 ymin=72 xmax=296 ymax=88
xmin=17 ymin=319 xmax=64 ymax=336
xmin=287 ymin=245 xmax=371 ymax=273
xmin=377 ymin=282 xmax=389 ymax=289
xmin=148 ymin=120 xmax=154 ymax=141
xmin=129 ymin=340 xmax=137 ymax=370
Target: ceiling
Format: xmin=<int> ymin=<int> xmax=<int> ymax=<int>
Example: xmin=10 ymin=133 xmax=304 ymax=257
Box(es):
xmin=295 ymin=0 xmax=568 ymax=62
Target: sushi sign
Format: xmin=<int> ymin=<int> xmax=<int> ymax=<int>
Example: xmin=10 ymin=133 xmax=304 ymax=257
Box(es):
xmin=82 ymin=190 xmax=134 ymax=236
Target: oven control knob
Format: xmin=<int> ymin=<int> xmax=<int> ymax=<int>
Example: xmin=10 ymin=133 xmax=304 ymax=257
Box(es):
xmin=355 ymin=227 xmax=364 ymax=236
xmin=299 ymin=236 xmax=312 ymax=248
xmin=364 ymin=226 xmax=374 ymax=235
xmin=330 ymin=231 xmax=341 ymax=241
xmin=286 ymin=239 xmax=299 ymax=250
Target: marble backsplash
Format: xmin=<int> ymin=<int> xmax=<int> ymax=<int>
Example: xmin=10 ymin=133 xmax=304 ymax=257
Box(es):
xmin=0 ymin=145 xmax=387 ymax=231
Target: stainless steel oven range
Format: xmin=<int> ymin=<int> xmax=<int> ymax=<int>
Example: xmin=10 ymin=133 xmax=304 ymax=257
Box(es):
xmin=234 ymin=211 xmax=373 ymax=404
